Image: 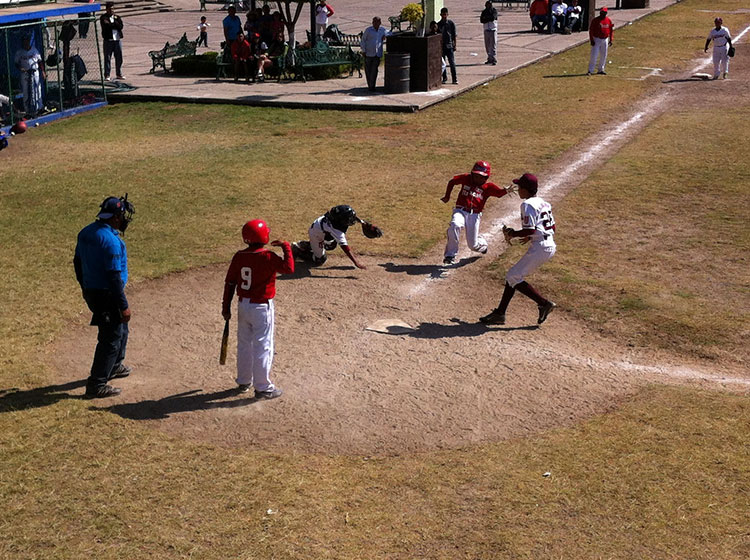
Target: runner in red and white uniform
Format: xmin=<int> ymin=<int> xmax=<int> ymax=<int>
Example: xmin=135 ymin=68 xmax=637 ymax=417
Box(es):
xmin=222 ymin=219 xmax=294 ymax=399
xmin=480 ymin=173 xmax=557 ymax=326
xmin=588 ymin=6 xmax=613 ymax=75
xmin=441 ymin=160 xmax=512 ymax=265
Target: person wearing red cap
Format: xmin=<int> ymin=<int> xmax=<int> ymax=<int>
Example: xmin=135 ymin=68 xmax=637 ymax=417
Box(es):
xmin=704 ymin=17 xmax=733 ymax=79
xmin=587 ymin=6 xmax=613 ymax=75
xmin=480 ymin=173 xmax=557 ymax=326
xmin=440 ymin=161 xmax=514 ymax=265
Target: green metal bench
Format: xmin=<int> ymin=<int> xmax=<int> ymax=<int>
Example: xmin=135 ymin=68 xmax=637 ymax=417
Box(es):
xmin=290 ymin=41 xmax=362 ymax=82
xmin=148 ymin=33 xmax=198 ymax=73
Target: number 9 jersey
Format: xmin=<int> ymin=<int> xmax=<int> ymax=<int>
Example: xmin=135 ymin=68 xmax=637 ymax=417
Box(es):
xmin=520 ymin=196 xmax=556 ymax=246
xmin=225 ymin=243 xmax=294 ymax=303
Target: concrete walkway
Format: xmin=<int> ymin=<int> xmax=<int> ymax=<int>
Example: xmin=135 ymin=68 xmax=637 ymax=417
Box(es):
xmin=108 ymin=0 xmax=678 ymax=111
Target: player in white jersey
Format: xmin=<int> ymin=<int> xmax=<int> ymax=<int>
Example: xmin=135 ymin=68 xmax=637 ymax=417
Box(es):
xmin=480 ymin=173 xmax=557 ymax=326
xmin=704 ymin=17 xmax=733 ymax=79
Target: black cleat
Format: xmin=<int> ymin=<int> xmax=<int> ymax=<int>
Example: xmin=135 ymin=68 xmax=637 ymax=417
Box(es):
xmin=443 ymin=256 xmax=456 ymax=265
xmin=537 ymin=301 xmax=557 ymax=324
xmin=479 ymin=310 xmax=506 ymax=325
xmin=109 ymin=364 xmax=131 ymax=380
xmin=85 ymin=385 xmax=122 ymax=399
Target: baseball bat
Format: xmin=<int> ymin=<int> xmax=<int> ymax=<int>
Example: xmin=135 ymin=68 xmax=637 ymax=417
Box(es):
xmin=219 ymin=319 xmax=229 ymax=365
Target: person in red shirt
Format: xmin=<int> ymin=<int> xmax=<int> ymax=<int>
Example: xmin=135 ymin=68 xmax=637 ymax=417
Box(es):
xmin=222 ymin=219 xmax=294 ymax=399
xmin=529 ymin=0 xmax=550 ymax=33
xmin=588 ymin=6 xmax=613 ymax=75
xmin=441 ymin=160 xmax=515 ymax=265
xmin=231 ymin=30 xmax=252 ymax=82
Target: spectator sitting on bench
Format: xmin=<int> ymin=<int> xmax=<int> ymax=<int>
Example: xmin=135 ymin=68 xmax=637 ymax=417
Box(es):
xmin=565 ymin=0 xmax=583 ymax=33
xmin=551 ymin=1 xmax=568 ymax=33
xmin=249 ymin=32 xmax=272 ymax=82
xmin=231 ymin=31 xmax=252 ymax=82
xmin=530 ymin=0 xmax=550 ymax=33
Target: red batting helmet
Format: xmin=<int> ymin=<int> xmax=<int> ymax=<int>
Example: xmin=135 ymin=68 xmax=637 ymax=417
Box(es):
xmin=242 ymin=219 xmax=270 ymax=245
xmin=471 ymin=160 xmax=491 ymax=177
xmin=11 ymin=120 xmax=27 ymax=134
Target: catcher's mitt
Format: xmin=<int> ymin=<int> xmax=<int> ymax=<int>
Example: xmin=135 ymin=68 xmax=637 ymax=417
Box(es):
xmin=502 ymin=225 xmax=514 ymax=245
xmin=728 ymin=46 xmax=736 ymax=58
xmin=361 ymin=221 xmax=383 ymax=239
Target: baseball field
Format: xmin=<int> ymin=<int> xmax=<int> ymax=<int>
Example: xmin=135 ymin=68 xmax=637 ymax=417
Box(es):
xmin=1 ymin=0 xmax=749 ymax=558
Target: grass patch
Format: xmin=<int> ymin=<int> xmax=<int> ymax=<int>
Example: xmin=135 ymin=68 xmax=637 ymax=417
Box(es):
xmin=535 ymin=106 xmax=750 ymax=362
xmin=0 ymin=385 xmax=748 ymax=558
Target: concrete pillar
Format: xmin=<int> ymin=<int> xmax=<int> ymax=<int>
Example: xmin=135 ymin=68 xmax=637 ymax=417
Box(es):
xmin=424 ymin=0 xmax=444 ymax=25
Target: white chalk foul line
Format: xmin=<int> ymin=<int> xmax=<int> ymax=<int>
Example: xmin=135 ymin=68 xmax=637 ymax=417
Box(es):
xmin=614 ymin=361 xmax=750 ymax=387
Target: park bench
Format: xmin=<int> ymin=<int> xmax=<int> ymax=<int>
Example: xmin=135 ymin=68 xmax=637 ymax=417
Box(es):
xmin=290 ymin=40 xmax=362 ymax=83
xmin=388 ymin=15 xmax=413 ymax=33
xmin=215 ymin=41 xmax=291 ymax=82
xmin=307 ymin=25 xmax=363 ymax=48
xmin=148 ymin=33 xmax=198 ymax=73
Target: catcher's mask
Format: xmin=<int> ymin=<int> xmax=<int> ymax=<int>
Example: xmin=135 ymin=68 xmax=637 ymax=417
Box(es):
xmin=97 ymin=194 xmax=135 ymax=232
xmin=328 ymin=205 xmax=358 ymax=227
xmin=242 ymin=219 xmax=270 ymax=245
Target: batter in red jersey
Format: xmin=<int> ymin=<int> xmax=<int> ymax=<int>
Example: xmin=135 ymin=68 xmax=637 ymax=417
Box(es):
xmin=441 ymin=160 xmax=513 ymax=265
xmin=222 ymin=219 xmax=294 ymax=399
xmin=588 ymin=6 xmax=613 ymax=75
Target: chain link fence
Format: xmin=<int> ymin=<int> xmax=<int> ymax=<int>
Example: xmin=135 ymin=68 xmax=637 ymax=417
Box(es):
xmin=1 ymin=15 xmax=105 ymax=127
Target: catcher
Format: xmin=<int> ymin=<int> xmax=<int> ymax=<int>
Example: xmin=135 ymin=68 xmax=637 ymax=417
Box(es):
xmin=292 ymin=204 xmax=383 ymax=270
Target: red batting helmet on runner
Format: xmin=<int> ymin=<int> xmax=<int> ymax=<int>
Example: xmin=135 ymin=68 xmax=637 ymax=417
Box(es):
xmin=471 ymin=161 xmax=491 ymax=177
xmin=242 ymin=219 xmax=270 ymax=245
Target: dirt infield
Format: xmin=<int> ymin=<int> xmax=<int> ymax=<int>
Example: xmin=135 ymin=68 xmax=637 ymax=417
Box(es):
xmin=49 ymin=53 xmax=750 ymax=456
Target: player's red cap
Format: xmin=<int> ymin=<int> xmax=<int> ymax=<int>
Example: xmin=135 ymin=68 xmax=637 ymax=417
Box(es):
xmin=242 ymin=219 xmax=270 ymax=245
xmin=600 ymin=6 xmax=608 ymax=12
xmin=512 ymin=173 xmax=538 ymax=192
xmin=471 ymin=161 xmax=491 ymax=177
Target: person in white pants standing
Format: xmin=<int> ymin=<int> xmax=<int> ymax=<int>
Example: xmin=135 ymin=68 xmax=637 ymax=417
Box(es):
xmin=704 ymin=17 xmax=733 ymax=79
xmin=480 ymin=173 xmax=557 ymax=326
xmin=222 ymin=219 xmax=294 ymax=399
xmin=587 ymin=6 xmax=613 ymax=76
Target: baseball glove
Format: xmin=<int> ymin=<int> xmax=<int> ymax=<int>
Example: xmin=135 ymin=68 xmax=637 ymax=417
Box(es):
xmin=502 ymin=225 xmax=514 ymax=245
xmin=728 ymin=46 xmax=736 ymax=58
xmin=361 ymin=221 xmax=383 ymax=239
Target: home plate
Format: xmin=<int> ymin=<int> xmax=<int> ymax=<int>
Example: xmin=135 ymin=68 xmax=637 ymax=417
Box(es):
xmin=365 ymin=319 xmax=416 ymax=335
xmin=692 ymin=73 xmax=712 ymax=80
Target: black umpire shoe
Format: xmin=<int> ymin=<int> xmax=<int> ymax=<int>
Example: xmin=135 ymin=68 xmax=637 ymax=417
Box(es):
xmin=479 ymin=310 xmax=506 ymax=325
xmin=537 ymin=301 xmax=557 ymax=324
xmin=109 ymin=364 xmax=132 ymax=380
xmin=85 ymin=385 xmax=122 ymax=399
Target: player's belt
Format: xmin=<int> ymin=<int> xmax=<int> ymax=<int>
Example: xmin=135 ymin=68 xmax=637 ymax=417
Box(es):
xmin=456 ymin=206 xmax=481 ymax=214
xmin=239 ymin=297 xmax=270 ymax=305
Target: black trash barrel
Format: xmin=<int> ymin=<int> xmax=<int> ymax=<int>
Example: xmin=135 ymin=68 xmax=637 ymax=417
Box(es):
xmin=384 ymin=52 xmax=410 ymax=94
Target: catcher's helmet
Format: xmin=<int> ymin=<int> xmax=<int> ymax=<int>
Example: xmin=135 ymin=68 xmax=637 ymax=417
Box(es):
xmin=97 ymin=194 xmax=135 ymax=231
xmin=327 ymin=205 xmax=358 ymax=228
xmin=242 ymin=219 xmax=270 ymax=245
xmin=471 ymin=161 xmax=491 ymax=177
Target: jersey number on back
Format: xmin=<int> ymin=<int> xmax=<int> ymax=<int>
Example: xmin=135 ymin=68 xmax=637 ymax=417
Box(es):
xmin=240 ymin=267 xmax=252 ymax=290
xmin=539 ymin=211 xmax=555 ymax=231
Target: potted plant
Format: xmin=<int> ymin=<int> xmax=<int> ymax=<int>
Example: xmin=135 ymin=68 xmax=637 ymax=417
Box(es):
xmin=400 ymin=2 xmax=425 ymax=35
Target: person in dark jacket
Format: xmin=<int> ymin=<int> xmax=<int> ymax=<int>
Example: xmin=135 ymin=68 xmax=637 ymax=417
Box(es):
xmin=100 ymin=1 xmax=125 ymax=80
xmin=437 ymin=7 xmax=457 ymax=84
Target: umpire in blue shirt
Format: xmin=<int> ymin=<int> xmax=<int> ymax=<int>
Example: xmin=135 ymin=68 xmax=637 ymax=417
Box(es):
xmin=74 ymin=195 xmax=135 ymax=398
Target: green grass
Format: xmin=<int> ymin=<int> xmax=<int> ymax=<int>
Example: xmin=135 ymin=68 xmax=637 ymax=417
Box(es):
xmin=1 ymin=0 xmax=749 ymax=557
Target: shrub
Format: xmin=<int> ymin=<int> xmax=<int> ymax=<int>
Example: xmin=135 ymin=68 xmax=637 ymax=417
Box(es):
xmin=171 ymin=52 xmax=219 ymax=76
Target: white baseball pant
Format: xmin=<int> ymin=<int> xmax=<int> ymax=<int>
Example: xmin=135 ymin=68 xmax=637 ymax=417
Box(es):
xmin=713 ymin=45 xmax=729 ymax=78
xmin=236 ymin=298 xmax=276 ymax=392
xmin=506 ymin=242 xmax=556 ymax=287
xmin=588 ymin=37 xmax=609 ymax=73
xmin=444 ymin=208 xmax=488 ymax=258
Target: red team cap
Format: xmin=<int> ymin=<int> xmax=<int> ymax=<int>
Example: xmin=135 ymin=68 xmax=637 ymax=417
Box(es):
xmin=512 ymin=173 xmax=538 ymax=191
xmin=471 ymin=161 xmax=491 ymax=177
xmin=242 ymin=219 xmax=270 ymax=245
xmin=600 ymin=6 xmax=608 ymax=12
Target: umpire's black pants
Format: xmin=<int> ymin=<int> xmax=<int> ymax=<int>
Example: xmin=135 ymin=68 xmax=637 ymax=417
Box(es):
xmin=83 ymin=290 xmax=128 ymax=390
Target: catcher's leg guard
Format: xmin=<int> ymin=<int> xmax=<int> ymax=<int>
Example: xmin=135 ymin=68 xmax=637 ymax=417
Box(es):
xmin=311 ymin=254 xmax=327 ymax=267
